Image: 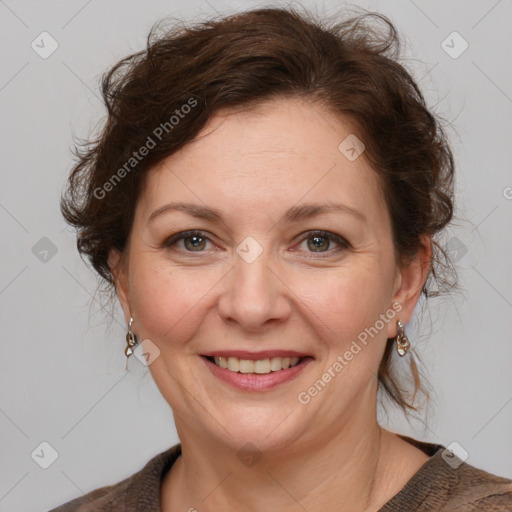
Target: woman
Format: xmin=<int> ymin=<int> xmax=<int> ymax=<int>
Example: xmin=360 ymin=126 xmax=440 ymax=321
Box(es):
xmin=51 ymin=6 xmax=512 ymax=511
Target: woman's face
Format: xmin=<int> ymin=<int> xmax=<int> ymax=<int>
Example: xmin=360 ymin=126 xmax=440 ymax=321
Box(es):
xmin=111 ymin=98 xmax=424 ymax=453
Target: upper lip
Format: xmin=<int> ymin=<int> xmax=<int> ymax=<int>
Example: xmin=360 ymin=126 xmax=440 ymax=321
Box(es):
xmin=201 ymin=350 xmax=312 ymax=360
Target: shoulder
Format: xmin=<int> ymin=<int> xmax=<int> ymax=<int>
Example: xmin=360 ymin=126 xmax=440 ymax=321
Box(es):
xmin=48 ymin=444 xmax=182 ymax=512
xmin=48 ymin=479 xmax=130 ymax=512
xmin=382 ymin=436 xmax=512 ymax=511
xmin=438 ymin=457 xmax=512 ymax=511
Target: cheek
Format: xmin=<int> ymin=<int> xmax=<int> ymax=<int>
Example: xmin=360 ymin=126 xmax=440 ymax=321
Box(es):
xmin=290 ymin=264 xmax=391 ymax=349
xmin=127 ymin=247 xmax=395 ymax=356
xmin=128 ymin=257 xmax=218 ymax=347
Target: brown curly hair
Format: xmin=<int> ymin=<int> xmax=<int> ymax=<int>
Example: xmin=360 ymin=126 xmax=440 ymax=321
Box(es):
xmin=60 ymin=6 xmax=456 ymax=416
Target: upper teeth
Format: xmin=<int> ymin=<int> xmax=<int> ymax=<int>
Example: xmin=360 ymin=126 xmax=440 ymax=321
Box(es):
xmin=213 ymin=356 xmax=301 ymax=374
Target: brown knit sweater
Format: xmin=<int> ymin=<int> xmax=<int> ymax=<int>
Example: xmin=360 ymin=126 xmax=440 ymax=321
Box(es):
xmin=49 ymin=436 xmax=512 ymax=511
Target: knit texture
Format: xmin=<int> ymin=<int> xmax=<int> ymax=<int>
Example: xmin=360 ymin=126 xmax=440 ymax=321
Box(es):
xmin=49 ymin=436 xmax=512 ymax=511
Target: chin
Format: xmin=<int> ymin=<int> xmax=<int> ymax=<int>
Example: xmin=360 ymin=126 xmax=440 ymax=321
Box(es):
xmin=206 ymin=407 xmax=310 ymax=456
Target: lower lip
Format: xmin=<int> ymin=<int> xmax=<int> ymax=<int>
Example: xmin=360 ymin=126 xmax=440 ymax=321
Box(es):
xmin=202 ymin=356 xmax=313 ymax=391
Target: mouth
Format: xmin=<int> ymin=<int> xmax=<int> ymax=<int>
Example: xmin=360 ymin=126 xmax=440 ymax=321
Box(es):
xmin=200 ymin=351 xmax=314 ymax=391
xmin=203 ymin=355 xmax=306 ymax=374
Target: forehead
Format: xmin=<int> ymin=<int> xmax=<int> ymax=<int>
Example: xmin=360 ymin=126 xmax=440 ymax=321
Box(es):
xmin=138 ymin=98 xmax=387 ymax=226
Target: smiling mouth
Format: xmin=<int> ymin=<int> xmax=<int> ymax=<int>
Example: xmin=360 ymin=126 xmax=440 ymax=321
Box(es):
xmin=204 ymin=355 xmax=308 ymax=374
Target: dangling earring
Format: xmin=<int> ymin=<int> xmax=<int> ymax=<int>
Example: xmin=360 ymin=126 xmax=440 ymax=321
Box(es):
xmin=125 ymin=317 xmax=138 ymax=370
xmin=395 ymin=320 xmax=410 ymax=356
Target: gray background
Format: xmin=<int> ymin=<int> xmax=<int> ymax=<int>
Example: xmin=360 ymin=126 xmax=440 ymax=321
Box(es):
xmin=1 ymin=0 xmax=511 ymax=510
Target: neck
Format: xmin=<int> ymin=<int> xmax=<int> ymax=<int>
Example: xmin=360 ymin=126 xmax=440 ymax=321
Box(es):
xmin=161 ymin=406 xmax=400 ymax=512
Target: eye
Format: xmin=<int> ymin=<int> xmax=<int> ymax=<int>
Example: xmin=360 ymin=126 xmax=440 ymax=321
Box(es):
xmin=295 ymin=230 xmax=350 ymax=255
xmin=162 ymin=229 xmax=350 ymax=256
xmin=163 ymin=230 xmax=214 ymax=252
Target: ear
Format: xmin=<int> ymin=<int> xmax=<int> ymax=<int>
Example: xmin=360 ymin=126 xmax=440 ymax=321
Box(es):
xmin=108 ymin=249 xmax=132 ymax=325
xmin=387 ymin=235 xmax=432 ymax=338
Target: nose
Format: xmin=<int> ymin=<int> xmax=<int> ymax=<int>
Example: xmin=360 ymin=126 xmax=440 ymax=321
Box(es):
xmin=217 ymin=245 xmax=292 ymax=332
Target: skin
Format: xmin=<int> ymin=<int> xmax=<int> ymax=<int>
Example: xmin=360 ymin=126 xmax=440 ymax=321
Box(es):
xmin=109 ymin=97 xmax=432 ymax=511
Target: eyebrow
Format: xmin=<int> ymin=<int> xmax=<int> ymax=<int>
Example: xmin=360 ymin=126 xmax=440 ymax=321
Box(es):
xmin=148 ymin=201 xmax=367 ymax=224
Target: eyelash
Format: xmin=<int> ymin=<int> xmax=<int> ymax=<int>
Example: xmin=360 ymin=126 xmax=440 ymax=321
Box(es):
xmin=162 ymin=230 xmax=350 ymax=257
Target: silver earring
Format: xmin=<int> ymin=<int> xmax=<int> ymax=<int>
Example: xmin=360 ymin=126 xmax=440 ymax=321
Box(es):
xmin=396 ymin=320 xmax=410 ymax=357
xmin=125 ymin=317 xmax=138 ymax=370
